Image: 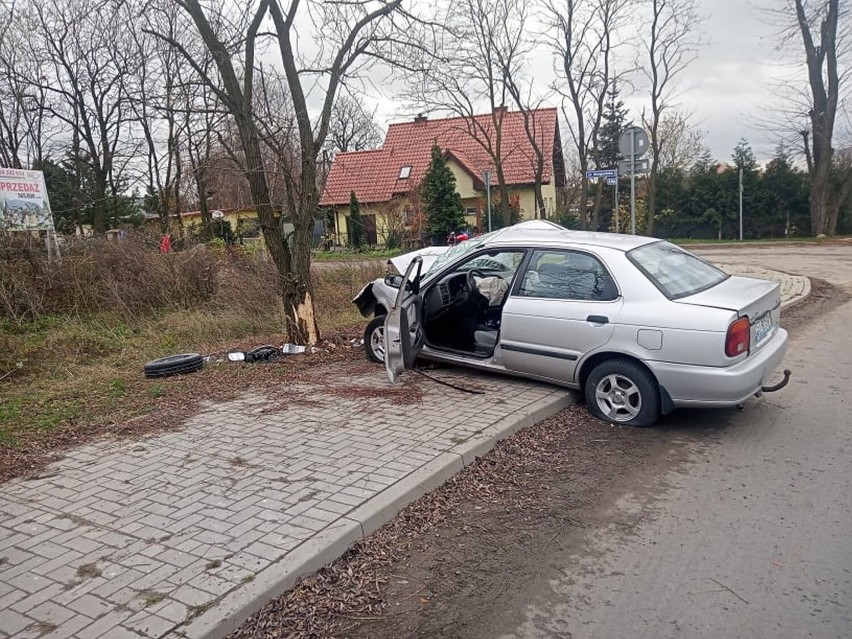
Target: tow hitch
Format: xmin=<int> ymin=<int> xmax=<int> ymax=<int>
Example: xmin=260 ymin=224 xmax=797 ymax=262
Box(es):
xmin=761 ymin=369 xmax=792 ymax=394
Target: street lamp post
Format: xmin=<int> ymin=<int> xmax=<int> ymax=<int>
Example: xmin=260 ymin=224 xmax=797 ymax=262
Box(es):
xmin=739 ymin=168 xmax=744 ymax=241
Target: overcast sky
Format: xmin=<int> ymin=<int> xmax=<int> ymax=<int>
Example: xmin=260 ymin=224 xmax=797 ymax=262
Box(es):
xmin=684 ymin=0 xmax=800 ymax=163
xmin=363 ymin=0 xmax=807 ymax=167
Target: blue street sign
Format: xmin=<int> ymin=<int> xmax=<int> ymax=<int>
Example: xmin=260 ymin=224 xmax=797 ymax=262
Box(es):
xmin=606 ymin=177 xmax=617 ymax=186
xmin=585 ymin=168 xmax=618 ymax=179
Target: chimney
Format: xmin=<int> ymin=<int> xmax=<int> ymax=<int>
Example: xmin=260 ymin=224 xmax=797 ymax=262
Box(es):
xmin=414 ymin=113 xmax=428 ymax=123
xmin=494 ymin=105 xmax=508 ymax=116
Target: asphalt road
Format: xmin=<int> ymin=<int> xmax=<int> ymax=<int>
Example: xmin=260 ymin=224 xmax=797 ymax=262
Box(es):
xmin=491 ymin=244 xmax=852 ymax=639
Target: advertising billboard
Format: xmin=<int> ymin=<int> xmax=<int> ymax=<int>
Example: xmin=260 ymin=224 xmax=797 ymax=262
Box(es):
xmin=0 ymin=167 xmax=55 ymax=232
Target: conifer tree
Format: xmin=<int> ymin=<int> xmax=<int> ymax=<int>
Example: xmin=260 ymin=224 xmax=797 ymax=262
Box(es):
xmin=349 ymin=191 xmax=364 ymax=249
xmin=597 ymin=83 xmax=629 ymax=169
xmin=421 ymin=144 xmax=465 ymax=236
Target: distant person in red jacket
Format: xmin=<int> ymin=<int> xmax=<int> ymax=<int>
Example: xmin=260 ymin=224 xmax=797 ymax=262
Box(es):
xmin=159 ymin=233 xmax=172 ymax=253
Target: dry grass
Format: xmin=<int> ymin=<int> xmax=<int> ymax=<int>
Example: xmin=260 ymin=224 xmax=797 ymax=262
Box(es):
xmin=0 ymin=238 xmax=386 ymax=479
xmin=312 ymin=261 xmax=385 ymax=330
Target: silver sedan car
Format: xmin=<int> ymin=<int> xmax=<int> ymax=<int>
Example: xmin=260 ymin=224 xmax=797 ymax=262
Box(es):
xmin=353 ymin=220 xmax=790 ymax=427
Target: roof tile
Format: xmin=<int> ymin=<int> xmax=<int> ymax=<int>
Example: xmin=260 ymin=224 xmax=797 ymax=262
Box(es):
xmin=320 ymin=108 xmax=558 ymax=206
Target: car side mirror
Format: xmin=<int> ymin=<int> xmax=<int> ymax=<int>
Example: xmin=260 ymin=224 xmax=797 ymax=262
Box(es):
xmin=384 ymin=274 xmax=404 ymax=288
xmin=384 ymin=273 xmax=420 ymax=295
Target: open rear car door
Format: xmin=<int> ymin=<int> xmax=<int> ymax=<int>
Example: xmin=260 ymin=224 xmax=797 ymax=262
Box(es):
xmin=384 ymin=256 xmax=425 ymax=383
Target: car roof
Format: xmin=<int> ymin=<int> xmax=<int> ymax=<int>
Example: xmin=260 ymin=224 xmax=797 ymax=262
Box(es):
xmin=483 ymin=220 xmax=659 ymax=252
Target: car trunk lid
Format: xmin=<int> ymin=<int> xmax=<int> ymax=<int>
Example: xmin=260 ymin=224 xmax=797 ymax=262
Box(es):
xmin=677 ymin=276 xmax=782 ymax=352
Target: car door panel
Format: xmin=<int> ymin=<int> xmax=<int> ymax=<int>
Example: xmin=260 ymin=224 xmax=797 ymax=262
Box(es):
xmin=499 ymin=248 xmax=623 ymax=383
xmin=384 ymin=257 xmax=424 ymax=382
xmin=500 ymin=297 xmax=623 ymax=382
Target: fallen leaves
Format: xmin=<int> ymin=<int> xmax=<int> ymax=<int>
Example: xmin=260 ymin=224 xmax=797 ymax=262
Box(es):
xmin=227 ymin=406 xmax=592 ymax=639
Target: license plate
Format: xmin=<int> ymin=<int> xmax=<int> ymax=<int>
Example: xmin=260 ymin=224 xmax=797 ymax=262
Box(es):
xmin=754 ymin=315 xmax=774 ymax=343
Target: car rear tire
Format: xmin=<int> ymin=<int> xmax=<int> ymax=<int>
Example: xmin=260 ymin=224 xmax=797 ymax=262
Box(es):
xmin=364 ymin=316 xmax=386 ymax=363
xmin=144 ymin=353 xmax=204 ymax=379
xmin=585 ymin=358 xmax=660 ymax=427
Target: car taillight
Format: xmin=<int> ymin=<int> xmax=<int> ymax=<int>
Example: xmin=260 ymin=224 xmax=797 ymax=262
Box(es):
xmin=725 ymin=317 xmax=750 ymax=357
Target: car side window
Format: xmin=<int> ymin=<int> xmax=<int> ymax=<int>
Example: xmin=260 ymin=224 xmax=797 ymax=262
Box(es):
xmin=518 ymin=250 xmax=618 ymax=301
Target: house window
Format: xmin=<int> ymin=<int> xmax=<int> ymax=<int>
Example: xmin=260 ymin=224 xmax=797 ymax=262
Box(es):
xmin=465 ymin=207 xmax=477 ymax=215
xmin=398 ymin=165 xmax=412 ymax=179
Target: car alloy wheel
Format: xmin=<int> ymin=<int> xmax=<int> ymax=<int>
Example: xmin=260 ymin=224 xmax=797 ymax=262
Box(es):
xmin=585 ymin=358 xmax=660 ymax=427
xmin=364 ymin=316 xmax=386 ymax=363
xmin=595 ymin=373 xmax=642 ymax=422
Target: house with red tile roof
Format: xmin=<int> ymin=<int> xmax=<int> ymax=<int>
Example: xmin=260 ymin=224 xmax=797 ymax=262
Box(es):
xmin=319 ymin=107 xmax=566 ymax=246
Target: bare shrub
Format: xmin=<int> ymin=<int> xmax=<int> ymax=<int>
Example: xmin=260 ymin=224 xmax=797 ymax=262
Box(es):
xmin=0 ymin=235 xmax=52 ymax=323
xmin=312 ymin=262 xmax=385 ymax=331
xmin=210 ymin=246 xmax=281 ymax=318
xmin=0 ymin=234 xmax=383 ymax=337
xmin=0 ymin=235 xmax=220 ymax=324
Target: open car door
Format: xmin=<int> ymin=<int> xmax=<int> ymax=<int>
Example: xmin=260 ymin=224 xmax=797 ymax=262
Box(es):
xmin=384 ymin=256 xmax=425 ymax=383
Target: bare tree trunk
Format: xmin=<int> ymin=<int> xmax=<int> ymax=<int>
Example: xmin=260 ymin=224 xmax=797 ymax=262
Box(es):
xmin=495 ymin=166 xmax=512 ymax=226
xmin=157 ymin=0 xmax=307 ymax=342
xmin=502 ymin=85 xmax=548 ymax=218
xmin=579 ymin=174 xmax=590 ymax=228
xmin=239 ymin=120 xmax=290 ymax=270
xmin=533 ymin=182 xmax=545 ymax=218
xmin=159 ymin=0 xmax=406 ymax=343
xmin=826 ymin=163 xmax=852 ymax=234
xmin=93 ymin=174 xmax=107 ymax=233
xmin=71 ymin=129 xmax=83 ymax=235
xmin=646 ymin=172 xmax=658 ymax=236
xmin=794 ymin=0 xmax=842 ymax=235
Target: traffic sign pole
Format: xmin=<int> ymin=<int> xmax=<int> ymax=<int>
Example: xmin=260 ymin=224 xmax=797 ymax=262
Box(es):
xmin=630 ymin=130 xmax=636 ymax=235
xmin=618 ymin=126 xmax=648 ymax=236
xmin=615 ymin=174 xmax=619 ymax=233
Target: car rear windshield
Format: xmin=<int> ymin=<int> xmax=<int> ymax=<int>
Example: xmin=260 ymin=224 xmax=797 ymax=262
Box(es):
xmin=628 ymin=241 xmax=728 ymax=299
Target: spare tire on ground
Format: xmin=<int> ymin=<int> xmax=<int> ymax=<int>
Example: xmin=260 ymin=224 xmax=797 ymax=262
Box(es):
xmin=144 ymin=353 xmax=204 ymax=379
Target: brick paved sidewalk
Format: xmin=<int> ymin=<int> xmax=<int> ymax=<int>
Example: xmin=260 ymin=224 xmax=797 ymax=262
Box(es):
xmin=0 ymin=363 xmax=570 ymax=639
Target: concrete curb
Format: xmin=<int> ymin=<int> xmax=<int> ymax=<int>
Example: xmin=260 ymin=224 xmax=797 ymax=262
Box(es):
xmin=349 ymin=452 xmax=466 ymax=537
xmin=453 ymin=392 xmax=575 ymax=466
xmin=715 ymin=262 xmax=811 ymax=311
xmin=182 ymin=517 xmax=364 ymax=639
xmin=781 ymin=275 xmax=811 ymax=310
xmin=181 ymin=389 xmax=573 ymax=639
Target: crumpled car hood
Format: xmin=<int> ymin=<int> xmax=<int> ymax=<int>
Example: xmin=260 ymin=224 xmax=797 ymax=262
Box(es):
xmin=389 ymin=246 xmax=450 ymax=275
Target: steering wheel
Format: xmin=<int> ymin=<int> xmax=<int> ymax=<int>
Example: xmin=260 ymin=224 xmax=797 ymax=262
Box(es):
xmin=467 ymin=269 xmax=489 ymax=305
